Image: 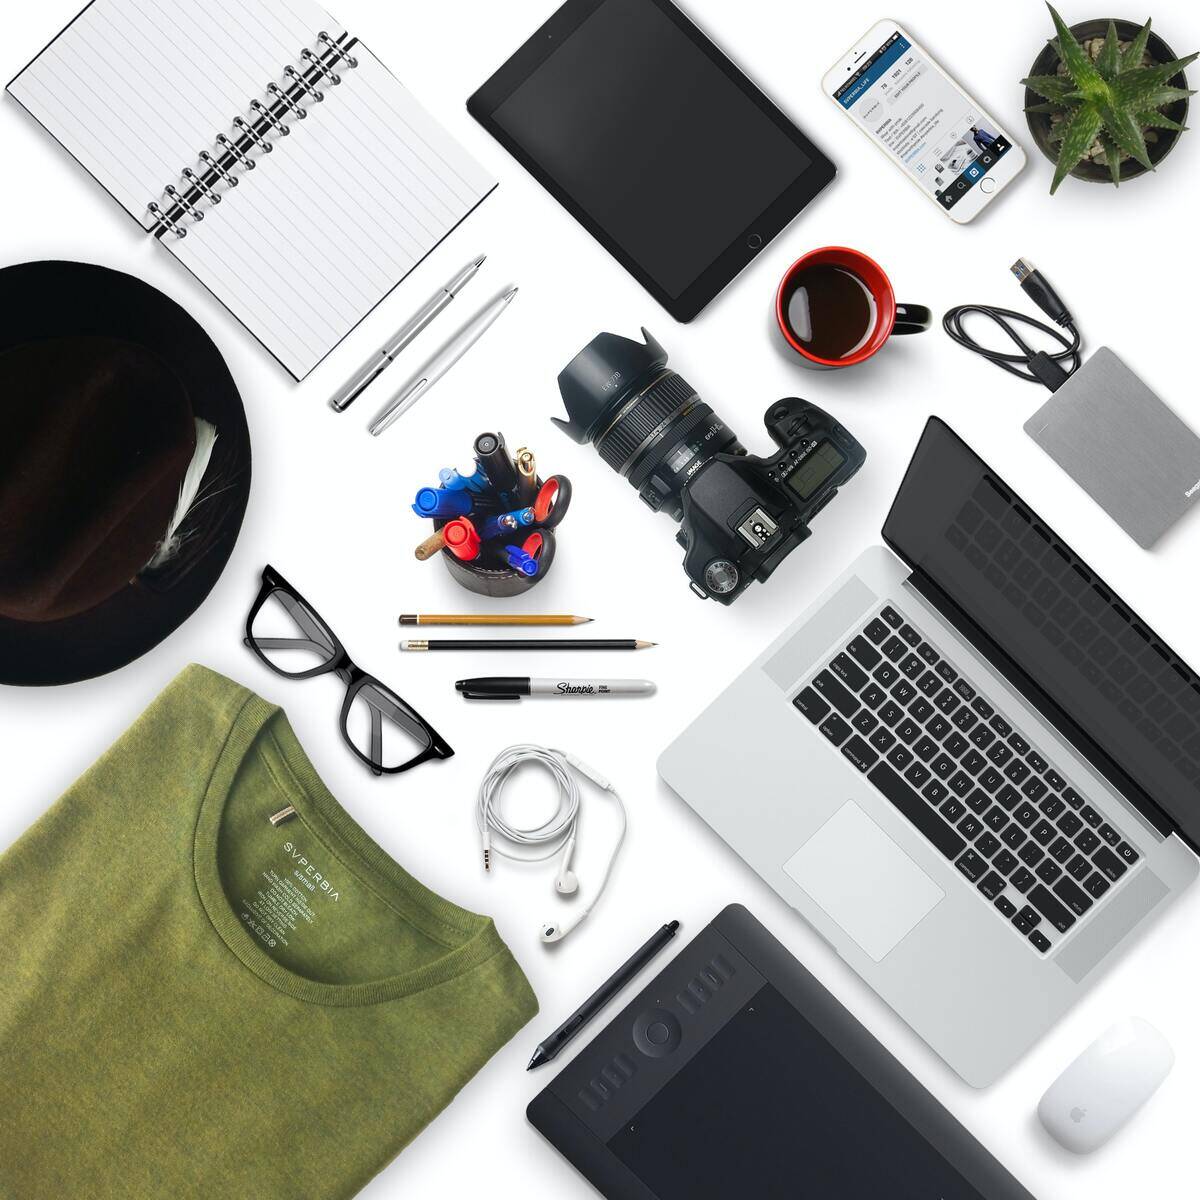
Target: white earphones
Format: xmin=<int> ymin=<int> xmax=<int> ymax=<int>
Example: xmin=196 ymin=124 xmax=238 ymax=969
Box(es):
xmin=475 ymin=744 xmax=627 ymax=944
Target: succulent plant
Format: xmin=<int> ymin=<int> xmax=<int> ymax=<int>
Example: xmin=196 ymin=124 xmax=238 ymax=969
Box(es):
xmin=1023 ymin=4 xmax=1196 ymax=192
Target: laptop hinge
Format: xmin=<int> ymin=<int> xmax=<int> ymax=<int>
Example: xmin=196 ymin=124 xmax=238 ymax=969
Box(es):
xmin=906 ymin=568 xmax=1179 ymax=845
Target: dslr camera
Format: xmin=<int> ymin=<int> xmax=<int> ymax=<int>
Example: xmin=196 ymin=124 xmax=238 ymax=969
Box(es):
xmin=554 ymin=329 xmax=866 ymax=604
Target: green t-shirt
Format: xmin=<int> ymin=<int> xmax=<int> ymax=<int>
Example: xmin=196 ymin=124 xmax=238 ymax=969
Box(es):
xmin=0 ymin=665 xmax=537 ymax=1199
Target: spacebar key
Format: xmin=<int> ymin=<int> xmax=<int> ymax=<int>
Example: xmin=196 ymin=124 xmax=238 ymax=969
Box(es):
xmin=868 ymin=763 xmax=966 ymax=860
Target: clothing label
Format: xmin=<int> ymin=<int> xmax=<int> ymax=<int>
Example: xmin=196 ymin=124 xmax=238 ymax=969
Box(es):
xmin=238 ymin=840 xmax=342 ymax=951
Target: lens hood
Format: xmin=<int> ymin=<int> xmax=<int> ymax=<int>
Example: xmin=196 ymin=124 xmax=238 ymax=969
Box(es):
xmin=553 ymin=327 xmax=668 ymax=444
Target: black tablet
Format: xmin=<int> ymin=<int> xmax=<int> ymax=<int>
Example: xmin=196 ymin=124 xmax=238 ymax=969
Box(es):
xmin=528 ymin=905 xmax=1036 ymax=1199
xmin=468 ymin=0 xmax=835 ymax=322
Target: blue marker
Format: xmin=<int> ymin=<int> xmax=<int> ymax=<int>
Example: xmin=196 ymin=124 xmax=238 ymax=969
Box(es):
xmin=478 ymin=506 xmax=536 ymax=541
xmin=504 ymin=545 xmax=540 ymax=577
xmin=412 ymin=487 xmax=473 ymax=519
xmin=439 ymin=465 xmax=489 ymax=493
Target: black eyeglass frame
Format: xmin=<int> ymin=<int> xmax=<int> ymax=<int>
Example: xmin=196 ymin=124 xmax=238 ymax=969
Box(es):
xmin=244 ymin=564 xmax=454 ymax=776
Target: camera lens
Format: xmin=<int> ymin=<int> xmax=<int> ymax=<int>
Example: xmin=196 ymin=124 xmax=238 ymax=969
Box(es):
xmin=555 ymin=330 xmax=743 ymax=518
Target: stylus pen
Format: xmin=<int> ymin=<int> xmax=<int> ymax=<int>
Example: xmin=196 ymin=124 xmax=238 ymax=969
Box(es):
xmin=328 ymin=255 xmax=485 ymax=412
xmin=368 ymin=287 xmax=518 ymax=436
xmin=402 ymin=639 xmax=655 ymax=651
xmin=528 ymin=922 xmax=681 ymax=1070
xmin=456 ymin=677 xmax=656 ymax=700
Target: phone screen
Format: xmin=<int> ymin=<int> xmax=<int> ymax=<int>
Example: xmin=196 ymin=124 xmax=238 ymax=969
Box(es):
xmin=833 ymin=30 xmax=1013 ymax=213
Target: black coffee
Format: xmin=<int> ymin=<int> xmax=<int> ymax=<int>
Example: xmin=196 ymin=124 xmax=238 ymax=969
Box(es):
xmin=784 ymin=265 xmax=878 ymax=361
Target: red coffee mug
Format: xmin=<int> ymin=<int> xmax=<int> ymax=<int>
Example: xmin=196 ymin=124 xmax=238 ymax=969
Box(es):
xmin=775 ymin=247 xmax=931 ymax=369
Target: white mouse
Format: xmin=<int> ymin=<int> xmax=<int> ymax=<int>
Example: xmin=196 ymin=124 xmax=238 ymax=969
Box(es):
xmin=1038 ymin=1017 xmax=1174 ymax=1154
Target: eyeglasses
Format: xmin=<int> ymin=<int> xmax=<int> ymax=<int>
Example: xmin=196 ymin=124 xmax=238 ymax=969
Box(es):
xmin=244 ymin=565 xmax=453 ymax=776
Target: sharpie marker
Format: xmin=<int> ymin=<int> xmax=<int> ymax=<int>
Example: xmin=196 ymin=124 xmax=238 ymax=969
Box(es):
xmin=455 ymin=677 xmax=656 ymax=701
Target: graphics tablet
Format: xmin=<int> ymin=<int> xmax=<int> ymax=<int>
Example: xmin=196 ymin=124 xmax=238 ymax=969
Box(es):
xmin=528 ymin=905 xmax=1035 ymax=1199
xmin=468 ymin=0 xmax=835 ymax=322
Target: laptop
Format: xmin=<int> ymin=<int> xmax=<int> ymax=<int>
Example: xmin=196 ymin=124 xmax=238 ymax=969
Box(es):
xmin=659 ymin=417 xmax=1199 ymax=1086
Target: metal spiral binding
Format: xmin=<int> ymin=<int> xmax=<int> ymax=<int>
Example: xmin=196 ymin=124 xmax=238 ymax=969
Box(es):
xmin=146 ymin=30 xmax=359 ymax=239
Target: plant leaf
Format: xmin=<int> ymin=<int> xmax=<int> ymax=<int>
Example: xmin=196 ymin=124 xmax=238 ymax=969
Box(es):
xmin=1110 ymin=54 xmax=1199 ymax=105
xmin=1051 ymin=102 xmax=1104 ymax=192
xmin=1021 ymin=73 xmax=1081 ymax=101
xmin=1047 ymin=3 xmax=1105 ymax=94
xmin=1097 ymin=132 xmax=1123 ymax=184
xmin=1025 ymin=101 xmax=1069 ymax=114
xmin=1121 ymin=17 xmax=1153 ymax=72
xmin=1097 ymin=22 xmax=1121 ymax=77
xmin=1100 ymin=103 xmax=1154 ymax=169
xmin=1137 ymin=109 xmax=1187 ymax=131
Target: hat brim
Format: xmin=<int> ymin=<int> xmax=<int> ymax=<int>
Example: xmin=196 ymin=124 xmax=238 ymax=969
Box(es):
xmin=0 ymin=261 xmax=251 ymax=686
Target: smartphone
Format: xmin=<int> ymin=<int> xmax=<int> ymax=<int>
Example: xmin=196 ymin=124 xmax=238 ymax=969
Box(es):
xmin=822 ymin=21 xmax=1025 ymax=223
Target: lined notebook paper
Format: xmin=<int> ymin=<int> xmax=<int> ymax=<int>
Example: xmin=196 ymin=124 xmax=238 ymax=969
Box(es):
xmin=8 ymin=0 xmax=496 ymax=379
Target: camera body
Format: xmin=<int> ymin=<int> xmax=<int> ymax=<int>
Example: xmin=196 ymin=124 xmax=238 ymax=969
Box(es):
xmin=554 ymin=329 xmax=866 ymax=604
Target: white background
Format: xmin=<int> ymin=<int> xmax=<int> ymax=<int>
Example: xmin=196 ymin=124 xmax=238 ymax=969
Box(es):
xmin=3 ymin=2 xmax=1199 ymax=1197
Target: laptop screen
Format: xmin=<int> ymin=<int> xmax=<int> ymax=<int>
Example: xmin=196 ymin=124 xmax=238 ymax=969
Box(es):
xmin=883 ymin=417 xmax=1200 ymax=847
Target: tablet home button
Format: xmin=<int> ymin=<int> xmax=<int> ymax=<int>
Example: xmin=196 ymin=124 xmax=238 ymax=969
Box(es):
xmin=979 ymin=177 xmax=997 ymax=194
xmin=747 ymin=232 xmax=763 ymax=250
xmin=633 ymin=1010 xmax=682 ymax=1057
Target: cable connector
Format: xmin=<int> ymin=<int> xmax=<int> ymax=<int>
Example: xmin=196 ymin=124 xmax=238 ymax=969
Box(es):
xmin=1011 ymin=258 xmax=1073 ymax=328
xmin=564 ymin=751 xmax=613 ymax=792
xmin=482 ymin=829 xmax=492 ymax=872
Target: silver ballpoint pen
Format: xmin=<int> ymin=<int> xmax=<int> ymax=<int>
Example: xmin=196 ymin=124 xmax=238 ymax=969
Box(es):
xmin=328 ymin=255 xmax=485 ymax=412
xmin=368 ymin=286 xmax=519 ymax=437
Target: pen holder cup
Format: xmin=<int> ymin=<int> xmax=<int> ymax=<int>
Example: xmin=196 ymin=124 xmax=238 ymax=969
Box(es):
xmin=436 ymin=523 xmax=558 ymax=598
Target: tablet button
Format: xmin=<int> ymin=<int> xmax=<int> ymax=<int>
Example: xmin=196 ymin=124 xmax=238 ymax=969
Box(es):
xmin=747 ymin=232 xmax=763 ymax=250
xmin=633 ymin=1009 xmax=682 ymax=1057
xmin=979 ymin=177 xmax=997 ymax=194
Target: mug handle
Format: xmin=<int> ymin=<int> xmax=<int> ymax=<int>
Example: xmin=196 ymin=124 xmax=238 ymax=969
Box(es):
xmin=893 ymin=303 xmax=932 ymax=335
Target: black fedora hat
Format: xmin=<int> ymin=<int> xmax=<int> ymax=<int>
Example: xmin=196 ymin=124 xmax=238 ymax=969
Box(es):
xmin=0 ymin=261 xmax=251 ymax=685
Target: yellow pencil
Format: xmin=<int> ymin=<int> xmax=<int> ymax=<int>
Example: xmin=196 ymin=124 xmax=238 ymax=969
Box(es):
xmin=397 ymin=613 xmax=593 ymax=627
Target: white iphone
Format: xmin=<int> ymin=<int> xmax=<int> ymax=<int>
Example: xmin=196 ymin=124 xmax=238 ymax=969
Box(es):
xmin=822 ymin=21 xmax=1025 ymax=223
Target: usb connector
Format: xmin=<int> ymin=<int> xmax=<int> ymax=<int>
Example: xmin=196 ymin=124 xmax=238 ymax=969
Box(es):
xmin=1010 ymin=258 xmax=1073 ymax=328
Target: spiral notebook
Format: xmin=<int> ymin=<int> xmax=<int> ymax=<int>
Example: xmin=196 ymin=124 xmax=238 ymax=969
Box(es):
xmin=7 ymin=0 xmax=496 ymax=380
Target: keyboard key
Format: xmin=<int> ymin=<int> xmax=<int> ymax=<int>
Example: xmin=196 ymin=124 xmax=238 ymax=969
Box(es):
xmin=931 ymin=753 xmax=955 ymax=778
xmin=1059 ymin=854 xmax=1088 ymax=882
xmin=928 ymin=716 xmax=952 ymax=740
xmin=1039 ymin=794 xmax=1065 ymax=820
xmin=1005 ymin=760 xmax=1031 ymax=785
xmin=831 ymin=654 xmax=869 ymax=692
xmin=899 ymin=623 xmax=921 ymax=647
xmin=962 ymin=750 xmax=987 ymax=775
xmin=1027 ymin=751 xmax=1048 ymax=774
xmin=978 ymin=871 xmax=1005 ymax=900
xmin=882 ymin=636 xmax=907 ymax=662
xmin=1029 ymin=929 xmax=1052 ymax=954
xmin=976 ymin=832 xmax=1001 ymax=859
xmin=900 ymin=654 xmax=924 ymax=679
xmin=870 ymin=727 xmax=896 ymax=754
xmin=955 ymin=850 xmax=987 ymax=883
xmin=852 ymin=710 xmax=879 ymax=735
xmin=936 ymin=661 xmax=958 ymax=684
xmin=987 ymin=742 xmax=1013 ymax=767
xmin=1053 ymin=876 xmax=1093 ymax=918
xmin=979 ymin=767 xmax=1004 ymax=792
xmin=1098 ymin=822 xmax=1121 ymax=847
xmin=897 ymin=719 xmax=921 ymax=745
xmin=1011 ymin=867 xmax=1036 ymax=894
xmin=971 ymin=697 xmax=995 ymax=719
xmin=1008 ymin=732 xmax=1030 ymax=755
xmin=1022 ymin=777 xmax=1048 ymax=802
xmin=862 ymin=684 xmax=888 ymax=709
xmin=989 ymin=714 xmax=1013 ymax=737
xmin=1044 ymin=769 xmax=1066 ymax=791
xmin=1080 ymin=805 xmax=1102 ymax=828
xmin=996 ymin=784 xmax=1022 ymax=811
xmin=995 ymin=895 xmax=1018 ymax=919
xmin=984 ymin=805 xmax=1008 ymax=831
xmin=1117 ymin=841 xmax=1140 ymax=865
xmin=1062 ymin=787 xmax=1084 ymax=809
xmin=909 ymin=698 xmax=934 ymax=723
xmin=1036 ymin=860 xmax=1062 ymax=885
xmin=952 ymin=709 xmax=978 ymax=733
xmin=879 ymin=701 xmax=904 ymax=727
xmin=1058 ymin=811 xmax=1083 ymax=837
xmin=941 ymin=798 xmax=966 ymax=823
xmin=1002 ymin=825 xmax=1026 ymax=851
xmin=893 ymin=680 xmax=918 ymax=706
xmin=969 ymin=726 xmax=996 ymax=750
xmin=917 ymin=671 xmax=942 ymax=697
xmin=958 ymin=814 xmax=983 ymax=840
xmin=1084 ymin=872 xmax=1111 ymax=899
xmin=945 ymin=733 xmax=969 ymax=757
xmin=813 ymin=671 xmax=859 ymax=718
xmin=923 ymin=780 xmax=948 ymax=805
xmin=1018 ymin=842 xmax=1045 ymax=868
xmin=948 ymin=771 xmax=974 ymax=798
xmin=868 ymin=762 xmax=966 ymax=860
xmin=1075 ymin=829 xmax=1101 ymax=855
xmin=1049 ymin=836 xmax=1074 ymax=864
xmin=905 ymin=762 xmax=931 ymax=787
xmin=887 ymin=745 xmax=913 ymax=771
xmin=847 ymin=636 xmax=882 ymax=671
xmin=965 ymin=789 xmax=991 ymax=815
xmin=994 ymin=849 xmax=1019 ymax=875
xmin=793 ymin=687 xmax=829 ymax=723
xmin=873 ymin=663 xmax=900 ymax=687
xmin=1013 ymin=905 xmax=1041 ymax=934
xmin=1028 ymin=884 xmax=1076 ymax=933
xmin=880 ymin=606 xmax=902 ymax=628
xmin=1014 ymin=802 xmax=1039 ymax=828
xmin=841 ymin=736 xmax=879 ymax=773
xmin=913 ymin=736 xmax=937 ymax=761
xmin=953 ymin=678 xmax=976 ymax=702
xmin=864 ymin=618 xmax=890 ymax=644
xmin=918 ymin=642 xmax=939 ymax=665
xmin=1093 ymin=846 xmax=1127 ymax=882
xmin=819 ymin=713 xmax=852 ymax=746
xmin=1031 ymin=819 xmax=1056 ymax=846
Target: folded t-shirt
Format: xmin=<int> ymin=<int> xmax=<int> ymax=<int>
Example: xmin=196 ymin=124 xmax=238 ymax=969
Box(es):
xmin=0 ymin=664 xmax=537 ymax=1199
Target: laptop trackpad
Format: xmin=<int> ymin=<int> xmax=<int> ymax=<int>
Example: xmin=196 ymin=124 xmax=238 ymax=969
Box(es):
xmin=784 ymin=802 xmax=944 ymax=963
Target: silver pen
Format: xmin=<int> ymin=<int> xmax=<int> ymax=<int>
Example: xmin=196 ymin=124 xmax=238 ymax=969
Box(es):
xmin=368 ymin=286 xmax=518 ymax=437
xmin=328 ymin=255 xmax=485 ymax=412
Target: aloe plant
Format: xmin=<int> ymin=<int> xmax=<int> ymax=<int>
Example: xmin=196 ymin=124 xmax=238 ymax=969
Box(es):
xmin=1023 ymin=4 xmax=1196 ymax=192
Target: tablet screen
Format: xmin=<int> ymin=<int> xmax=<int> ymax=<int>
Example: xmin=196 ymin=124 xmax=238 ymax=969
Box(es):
xmin=607 ymin=984 xmax=985 ymax=1198
xmin=489 ymin=0 xmax=812 ymax=300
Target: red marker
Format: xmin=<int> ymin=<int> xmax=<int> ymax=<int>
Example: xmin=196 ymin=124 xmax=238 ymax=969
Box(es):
xmin=443 ymin=517 xmax=481 ymax=561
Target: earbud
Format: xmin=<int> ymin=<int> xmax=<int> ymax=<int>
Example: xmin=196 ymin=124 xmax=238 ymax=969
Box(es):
xmin=540 ymin=908 xmax=589 ymax=943
xmin=553 ymin=834 xmax=579 ymax=895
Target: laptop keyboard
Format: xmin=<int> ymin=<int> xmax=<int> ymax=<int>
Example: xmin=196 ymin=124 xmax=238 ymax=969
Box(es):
xmin=793 ymin=604 xmax=1142 ymax=956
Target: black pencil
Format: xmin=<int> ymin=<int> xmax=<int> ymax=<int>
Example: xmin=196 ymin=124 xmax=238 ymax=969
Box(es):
xmin=400 ymin=638 xmax=655 ymax=651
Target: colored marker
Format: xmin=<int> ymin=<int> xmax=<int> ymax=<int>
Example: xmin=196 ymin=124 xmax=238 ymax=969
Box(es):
xmin=412 ymin=487 xmax=473 ymax=519
xmin=477 ymin=507 xmax=535 ymax=541
xmin=444 ymin=518 xmax=481 ymax=561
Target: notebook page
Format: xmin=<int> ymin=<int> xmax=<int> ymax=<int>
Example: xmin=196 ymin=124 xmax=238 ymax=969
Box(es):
xmin=7 ymin=0 xmax=343 ymax=231
xmin=167 ymin=18 xmax=495 ymax=378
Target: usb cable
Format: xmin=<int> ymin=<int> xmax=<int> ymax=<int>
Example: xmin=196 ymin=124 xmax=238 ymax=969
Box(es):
xmin=943 ymin=259 xmax=1081 ymax=391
